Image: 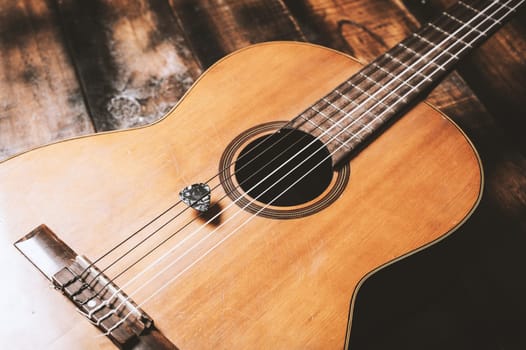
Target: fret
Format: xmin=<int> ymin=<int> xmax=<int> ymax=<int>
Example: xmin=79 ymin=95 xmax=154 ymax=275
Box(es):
xmin=332 ymin=90 xmax=378 ymax=130
xmin=370 ymin=62 xmax=418 ymax=90
xmin=321 ymin=98 xmax=350 ymax=119
xmin=333 ymin=89 xmax=367 ymax=110
xmin=314 ymin=93 xmax=377 ymax=133
xmin=397 ymin=42 xmax=450 ymax=74
xmin=320 ymin=99 xmax=367 ymax=142
xmin=345 ymin=81 xmax=391 ymax=109
xmin=319 ymin=97 xmax=370 ymax=134
xmin=434 ymin=11 xmax=487 ymax=47
xmin=358 ymin=72 xmax=408 ymax=103
xmin=375 ymin=48 xmax=432 ymax=94
xmin=412 ymin=33 xmax=459 ymax=61
xmin=428 ymin=23 xmax=473 ymax=48
xmin=398 ymin=42 xmax=423 ymax=57
xmin=299 ymin=114 xmax=351 ymax=149
xmin=384 ymin=53 xmax=432 ymax=81
xmin=458 ymin=1 xmax=502 ymax=24
xmin=328 ymin=92 xmax=377 ymax=129
xmin=306 ymin=102 xmax=344 ymax=132
xmin=442 ymin=12 xmax=488 ymax=36
xmin=496 ymin=1 xmax=515 ymax=11
xmin=334 ymin=81 xmax=400 ymax=120
xmin=311 ymin=98 xmax=343 ymax=120
xmin=293 ymin=102 xmax=362 ymax=152
xmin=298 ymin=114 xmax=326 ymax=133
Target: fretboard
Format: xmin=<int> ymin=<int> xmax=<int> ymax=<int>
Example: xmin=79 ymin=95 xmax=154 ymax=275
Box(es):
xmin=290 ymin=0 xmax=524 ymax=166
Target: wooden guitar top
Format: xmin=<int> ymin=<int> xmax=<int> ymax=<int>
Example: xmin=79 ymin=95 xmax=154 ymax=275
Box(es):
xmin=0 ymin=42 xmax=481 ymax=349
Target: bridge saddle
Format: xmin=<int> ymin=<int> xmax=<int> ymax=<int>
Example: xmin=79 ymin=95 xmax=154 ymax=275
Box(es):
xmin=14 ymin=224 xmax=177 ymax=350
xmin=52 ymin=256 xmax=153 ymax=347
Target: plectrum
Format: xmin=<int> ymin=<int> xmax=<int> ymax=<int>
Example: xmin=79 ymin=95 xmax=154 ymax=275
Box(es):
xmin=179 ymin=183 xmax=211 ymax=212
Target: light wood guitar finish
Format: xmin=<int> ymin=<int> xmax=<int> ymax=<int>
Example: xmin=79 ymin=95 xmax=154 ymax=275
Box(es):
xmin=0 ymin=42 xmax=481 ymax=349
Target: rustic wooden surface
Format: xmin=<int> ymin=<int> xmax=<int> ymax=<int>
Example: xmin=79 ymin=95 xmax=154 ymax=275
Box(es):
xmin=0 ymin=0 xmax=524 ymax=349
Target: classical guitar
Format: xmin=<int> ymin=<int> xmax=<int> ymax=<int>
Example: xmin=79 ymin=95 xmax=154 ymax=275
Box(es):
xmin=0 ymin=0 xmax=523 ymax=349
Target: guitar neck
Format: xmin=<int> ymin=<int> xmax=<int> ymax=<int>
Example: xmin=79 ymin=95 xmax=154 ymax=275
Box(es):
xmin=291 ymin=0 xmax=524 ymax=166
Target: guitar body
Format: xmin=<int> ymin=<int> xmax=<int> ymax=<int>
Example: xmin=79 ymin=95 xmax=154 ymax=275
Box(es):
xmin=0 ymin=42 xmax=481 ymax=349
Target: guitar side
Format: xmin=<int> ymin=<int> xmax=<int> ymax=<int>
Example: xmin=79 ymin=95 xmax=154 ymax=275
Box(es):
xmin=0 ymin=42 xmax=482 ymax=349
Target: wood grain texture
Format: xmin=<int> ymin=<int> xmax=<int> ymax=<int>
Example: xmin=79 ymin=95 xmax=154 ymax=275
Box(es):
xmin=0 ymin=0 xmax=93 ymax=159
xmin=0 ymin=42 xmax=481 ymax=349
xmin=55 ymin=0 xmax=201 ymax=131
xmin=167 ymin=0 xmax=305 ymax=67
xmin=283 ymin=0 xmax=420 ymax=58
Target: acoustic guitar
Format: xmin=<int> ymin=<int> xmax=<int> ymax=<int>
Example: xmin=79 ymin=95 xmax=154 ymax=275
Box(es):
xmin=0 ymin=0 xmax=523 ymax=349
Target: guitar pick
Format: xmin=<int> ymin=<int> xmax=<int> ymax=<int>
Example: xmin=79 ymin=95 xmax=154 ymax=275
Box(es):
xmin=179 ymin=183 xmax=211 ymax=212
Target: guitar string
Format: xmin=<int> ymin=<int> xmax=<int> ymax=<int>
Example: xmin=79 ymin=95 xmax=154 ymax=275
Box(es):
xmin=80 ymin=0 xmax=470 ymax=284
xmin=105 ymin=0 xmax=517 ymax=322
xmin=88 ymin=0 xmax=512 ymax=322
xmin=77 ymin=0 xmax=481 ymax=286
xmin=78 ymin=21 xmax=461 ymax=307
xmin=77 ymin=71 xmax=380 ymax=293
xmin=86 ymin=0 xmax=515 ymax=327
xmin=82 ymin=0 xmax=483 ymax=284
xmin=101 ymin=2 xmax=518 ymax=332
xmin=78 ymin=42 xmax=388 ymax=281
xmin=89 ymin=0 xmax=516 ymax=326
xmin=85 ymin=0 xmax=512 ymax=320
xmin=77 ymin=16 xmax=440 ymax=290
xmin=80 ymin=0 xmax=510 ymax=310
xmin=76 ymin=117 xmax=313 ymax=279
xmin=80 ymin=0 xmax=481 ymax=282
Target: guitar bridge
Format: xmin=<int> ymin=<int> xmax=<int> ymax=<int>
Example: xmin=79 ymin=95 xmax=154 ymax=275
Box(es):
xmin=14 ymin=224 xmax=177 ymax=350
xmin=53 ymin=256 xmax=153 ymax=347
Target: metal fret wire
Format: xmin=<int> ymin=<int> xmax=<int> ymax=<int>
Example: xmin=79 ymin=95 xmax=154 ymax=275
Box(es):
xmin=91 ymin=0 xmax=521 ymax=333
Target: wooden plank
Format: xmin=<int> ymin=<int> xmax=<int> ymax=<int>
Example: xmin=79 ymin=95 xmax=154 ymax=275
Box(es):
xmin=0 ymin=0 xmax=93 ymax=160
xmin=55 ymin=0 xmax=202 ymax=131
xmin=167 ymin=0 xmax=306 ymax=67
xmin=283 ymin=0 xmax=421 ymax=59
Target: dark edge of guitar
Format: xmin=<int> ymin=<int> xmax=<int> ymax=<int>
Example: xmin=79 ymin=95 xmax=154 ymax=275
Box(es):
xmin=342 ymin=103 xmax=484 ymax=349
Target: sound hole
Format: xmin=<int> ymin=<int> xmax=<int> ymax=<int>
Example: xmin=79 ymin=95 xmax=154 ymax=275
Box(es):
xmin=234 ymin=128 xmax=333 ymax=207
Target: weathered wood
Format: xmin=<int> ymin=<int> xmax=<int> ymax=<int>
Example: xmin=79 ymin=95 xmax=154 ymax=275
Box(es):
xmin=54 ymin=0 xmax=201 ymax=131
xmin=167 ymin=0 xmax=306 ymax=67
xmin=283 ymin=0 xmax=420 ymax=58
xmin=0 ymin=0 xmax=93 ymax=160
